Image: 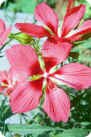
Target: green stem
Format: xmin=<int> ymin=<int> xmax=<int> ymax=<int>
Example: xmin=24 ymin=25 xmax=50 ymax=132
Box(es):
xmin=31 ymin=40 xmax=46 ymax=72
xmin=0 ymin=39 xmax=13 ymax=51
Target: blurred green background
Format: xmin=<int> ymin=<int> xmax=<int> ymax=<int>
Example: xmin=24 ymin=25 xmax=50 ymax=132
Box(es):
xmin=0 ymin=0 xmax=91 ymax=19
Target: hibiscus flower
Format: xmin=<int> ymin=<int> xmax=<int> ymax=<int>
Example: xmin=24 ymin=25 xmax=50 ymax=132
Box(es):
xmin=0 ymin=19 xmax=11 ymax=47
xmin=15 ymin=1 xmax=91 ymax=62
xmin=4 ymin=44 xmax=91 ymax=122
xmin=0 ymin=68 xmax=27 ymax=95
xmin=16 ymin=1 xmax=88 ymax=42
xmin=0 ymin=69 xmax=15 ymax=95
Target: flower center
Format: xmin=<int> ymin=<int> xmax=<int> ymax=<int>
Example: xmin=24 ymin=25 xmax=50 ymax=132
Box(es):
xmin=28 ymin=72 xmax=50 ymax=81
xmin=0 ymin=79 xmax=17 ymax=95
xmin=1 ymin=80 xmax=8 ymax=88
xmin=43 ymin=72 xmax=49 ymax=79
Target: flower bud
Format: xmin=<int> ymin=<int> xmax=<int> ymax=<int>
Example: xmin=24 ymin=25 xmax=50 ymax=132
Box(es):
xmin=9 ymin=33 xmax=34 ymax=45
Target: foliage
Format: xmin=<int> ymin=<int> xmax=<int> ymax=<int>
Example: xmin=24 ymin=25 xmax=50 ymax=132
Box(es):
xmin=0 ymin=88 xmax=91 ymax=136
xmin=72 ymin=38 xmax=91 ymax=66
xmin=0 ymin=0 xmax=57 ymax=13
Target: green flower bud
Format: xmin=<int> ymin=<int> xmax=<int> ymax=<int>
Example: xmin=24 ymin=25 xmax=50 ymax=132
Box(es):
xmin=9 ymin=33 xmax=34 ymax=45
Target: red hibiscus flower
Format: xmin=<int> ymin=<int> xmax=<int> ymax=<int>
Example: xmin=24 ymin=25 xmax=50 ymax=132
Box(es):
xmin=16 ymin=1 xmax=91 ymax=42
xmin=15 ymin=1 xmax=91 ymax=62
xmin=0 ymin=70 xmax=15 ymax=95
xmin=5 ymin=44 xmax=91 ymax=122
xmin=0 ymin=19 xmax=11 ymax=47
xmin=0 ymin=68 xmax=28 ymax=95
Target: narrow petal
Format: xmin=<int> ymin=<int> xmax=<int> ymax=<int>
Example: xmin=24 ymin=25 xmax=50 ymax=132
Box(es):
xmin=66 ymin=20 xmax=91 ymax=42
xmin=66 ymin=0 xmax=74 ymax=13
xmin=10 ymin=82 xmax=42 ymax=113
xmin=42 ymin=40 xmax=72 ymax=64
xmin=43 ymin=86 xmax=70 ymax=122
xmin=55 ymin=63 xmax=91 ymax=90
xmin=16 ymin=23 xmax=49 ymax=38
xmin=0 ymin=27 xmax=11 ymax=46
xmin=61 ymin=5 xmax=85 ymax=37
xmin=0 ymin=19 xmax=6 ymax=35
xmin=6 ymin=45 xmax=39 ymax=72
xmin=35 ymin=2 xmax=58 ymax=33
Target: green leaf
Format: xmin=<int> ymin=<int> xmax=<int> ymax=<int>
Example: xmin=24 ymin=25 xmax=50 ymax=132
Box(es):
xmin=7 ymin=124 xmax=90 ymax=137
xmin=56 ymin=128 xmax=90 ymax=137
xmin=7 ymin=124 xmax=61 ymax=136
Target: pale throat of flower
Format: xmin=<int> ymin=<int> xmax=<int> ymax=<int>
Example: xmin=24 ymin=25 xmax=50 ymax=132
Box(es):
xmin=43 ymin=72 xmax=49 ymax=78
xmin=28 ymin=63 xmax=61 ymax=82
xmin=28 ymin=72 xmax=49 ymax=81
xmin=28 ymin=63 xmax=64 ymax=95
xmin=0 ymin=78 xmax=17 ymax=93
xmin=28 ymin=72 xmax=49 ymax=94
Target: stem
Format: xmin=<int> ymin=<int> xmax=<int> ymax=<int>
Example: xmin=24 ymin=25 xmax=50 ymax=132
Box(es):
xmin=0 ymin=39 xmax=13 ymax=51
xmin=31 ymin=40 xmax=46 ymax=72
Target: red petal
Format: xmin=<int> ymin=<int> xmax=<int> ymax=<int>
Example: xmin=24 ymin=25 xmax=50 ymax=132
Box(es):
xmin=61 ymin=5 xmax=85 ymax=37
xmin=66 ymin=0 xmax=74 ymax=13
xmin=0 ymin=27 xmax=11 ymax=46
xmin=0 ymin=71 xmax=7 ymax=94
xmin=0 ymin=87 xmax=3 ymax=92
xmin=10 ymin=82 xmax=42 ymax=113
xmin=0 ymin=71 xmax=8 ymax=94
xmin=6 ymin=45 xmax=39 ymax=72
xmin=16 ymin=23 xmax=49 ymax=38
xmin=66 ymin=20 xmax=91 ymax=42
xmin=44 ymin=57 xmax=57 ymax=72
xmin=35 ymin=2 xmax=58 ymax=34
xmin=55 ymin=63 xmax=91 ymax=90
xmin=0 ymin=19 xmax=6 ymax=35
xmin=0 ymin=70 xmax=13 ymax=95
xmin=0 ymin=69 xmax=29 ymax=95
xmin=0 ymin=71 xmax=8 ymax=82
xmin=43 ymin=86 xmax=70 ymax=122
xmin=42 ymin=40 xmax=72 ymax=64
xmin=11 ymin=68 xmax=30 ymax=83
